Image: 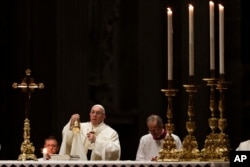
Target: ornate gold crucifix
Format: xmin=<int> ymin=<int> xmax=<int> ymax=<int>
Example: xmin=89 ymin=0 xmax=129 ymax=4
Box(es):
xmin=12 ymin=69 xmax=44 ymax=161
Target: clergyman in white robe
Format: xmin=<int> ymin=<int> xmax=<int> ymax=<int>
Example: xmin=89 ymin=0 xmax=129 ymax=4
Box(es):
xmin=59 ymin=104 xmax=121 ymax=160
xmin=135 ymin=114 xmax=182 ymax=161
xmin=59 ymin=121 xmax=121 ymax=160
xmin=236 ymin=140 xmax=250 ymax=151
xmin=135 ymin=133 xmax=182 ymax=161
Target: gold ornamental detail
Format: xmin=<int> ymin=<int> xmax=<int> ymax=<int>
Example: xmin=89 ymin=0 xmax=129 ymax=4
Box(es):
xmin=13 ymin=69 xmax=44 ymax=161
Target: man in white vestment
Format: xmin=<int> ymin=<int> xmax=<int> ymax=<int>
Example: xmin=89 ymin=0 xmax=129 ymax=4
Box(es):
xmin=59 ymin=104 xmax=121 ymax=160
xmin=135 ymin=114 xmax=182 ymax=161
xmin=236 ymin=139 xmax=250 ymax=150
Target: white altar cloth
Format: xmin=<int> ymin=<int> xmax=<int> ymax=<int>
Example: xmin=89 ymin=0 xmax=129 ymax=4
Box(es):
xmin=0 ymin=160 xmax=229 ymax=167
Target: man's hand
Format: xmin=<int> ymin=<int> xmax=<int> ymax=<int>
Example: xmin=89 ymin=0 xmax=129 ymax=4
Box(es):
xmin=70 ymin=114 xmax=80 ymax=125
xmin=151 ymin=156 xmax=158 ymax=161
xmin=70 ymin=114 xmax=80 ymax=130
xmin=87 ymin=131 xmax=96 ymax=143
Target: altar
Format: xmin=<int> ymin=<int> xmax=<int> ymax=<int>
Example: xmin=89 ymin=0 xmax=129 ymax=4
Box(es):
xmin=0 ymin=160 xmax=229 ymax=167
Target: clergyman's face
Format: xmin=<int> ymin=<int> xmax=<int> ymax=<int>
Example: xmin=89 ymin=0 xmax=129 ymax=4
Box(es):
xmin=89 ymin=105 xmax=106 ymax=126
xmin=147 ymin=121 xmax=162 ymax=139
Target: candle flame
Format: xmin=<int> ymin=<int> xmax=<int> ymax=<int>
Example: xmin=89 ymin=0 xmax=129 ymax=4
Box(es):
xmin=167 ymin=8 xmax=172 ymax=14
xmin=219 ymin=4 xmax=224 ymax=10
xmin=209 ymin=1 xmax=214 ymax=6
xmin=189 ymin=4 xmax=194 ymax=10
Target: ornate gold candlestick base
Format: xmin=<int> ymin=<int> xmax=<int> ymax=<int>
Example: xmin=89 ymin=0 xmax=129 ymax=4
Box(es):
xmin=157 ymin=88 xmax=180 ymax=162
xmin=201 ymin=132 xmax=221 ymax=161
xmin=179 ymin=84 xmax=200 ymax=161
xmin=180 ymin=134 xmax=200 ymax=161
xmin=18 ymin=118 xmax=37 ymax=161
xmin=157 ymin=133 xmax=180 ymax=161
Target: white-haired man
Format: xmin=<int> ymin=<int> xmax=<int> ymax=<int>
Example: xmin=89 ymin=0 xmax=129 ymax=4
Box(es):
xmin=59 ymin=104 xmax=121 ymax=160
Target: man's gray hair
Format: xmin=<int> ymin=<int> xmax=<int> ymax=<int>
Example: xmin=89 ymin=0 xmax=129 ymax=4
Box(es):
xmin=147 ymin=114 xmax=163 ymax=127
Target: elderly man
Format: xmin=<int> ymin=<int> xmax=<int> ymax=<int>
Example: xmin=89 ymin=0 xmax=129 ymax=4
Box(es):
xmin=59 ymin=104 xmax=121 ymax=160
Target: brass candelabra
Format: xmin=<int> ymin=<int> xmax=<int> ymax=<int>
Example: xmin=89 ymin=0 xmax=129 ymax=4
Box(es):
xmin=12 ymin=69 xmax=44 ymax=161
xmin=215 ymin=77 xmax=231 ymax=161
xmin=179 ymin=84 xmax=200 ymax=161
xmin=157 ymin=81 xmax=179 ymax=161
xmin=201 ymin=75 xmax=230 ymax=161
xmin=201 ymin=77 xmax=221 ymax=160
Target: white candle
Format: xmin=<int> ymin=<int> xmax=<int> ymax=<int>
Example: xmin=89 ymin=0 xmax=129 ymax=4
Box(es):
xmin=209 ymin=1 xmax=215 ymax=70
xmin=219 ymin=4 xmax=224 ymax=74
xmin=189 ymin=4 xmax=194 ymax=76
xmin=43 ymin=148 xmax=48 ymax=160
xmin=167 ymin=8 xmax=173 ymax=80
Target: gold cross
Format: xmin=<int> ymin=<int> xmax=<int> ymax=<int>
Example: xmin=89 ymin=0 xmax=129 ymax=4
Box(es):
xmin=12 ymin=68 xmax=44 ymax=160
xmin=12 ymin=68 xmax=44 ymax=118
xmin=12 ymin=68 xmax=44 ymax=91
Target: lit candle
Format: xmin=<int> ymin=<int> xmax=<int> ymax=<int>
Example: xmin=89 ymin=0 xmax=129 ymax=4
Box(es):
xmin=167 ymin=8 xmax=173 ymax=80
xmin=43 ymin=148 xmax=48 ymax=160
xmin=209 ymin=1 xmax=215 ymax=71
xmin=189 ymin=4 xmax=194 ymax=76
xmin=219 ymin=4 xmax=224 ymax=75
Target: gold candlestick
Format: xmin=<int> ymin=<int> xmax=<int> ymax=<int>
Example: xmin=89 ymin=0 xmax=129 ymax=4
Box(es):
xmin=13 ymin=69 xmax=44 ymax=161
xmin=180 ymin=84 xmax=200 ymax=161
xmin=201 ymin=77 xmax=221 ymax=161
xmin=203 ymin=78 xmax=218 ymax=133
xmin=157 ymin=81 xmax=179 ymax=161
xmin=18 ymin=118 xmax=36 ymax=161
xmin=215 ymin=76 xmax=230 ymax=161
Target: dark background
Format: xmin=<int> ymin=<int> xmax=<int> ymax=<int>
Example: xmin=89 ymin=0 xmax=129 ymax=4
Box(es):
xmin=0 ymin=0 xmax=249 ymax=160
